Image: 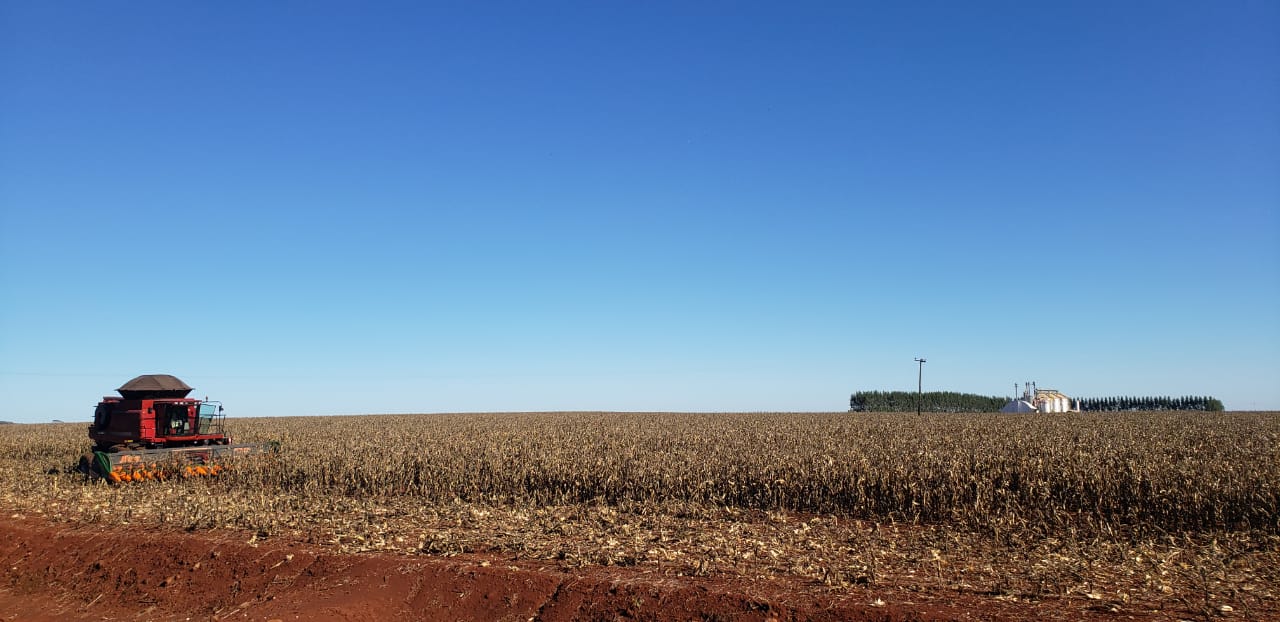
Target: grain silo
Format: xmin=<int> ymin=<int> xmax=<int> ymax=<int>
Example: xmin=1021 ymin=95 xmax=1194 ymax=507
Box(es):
xmin=1001 ymin=382 xmax=1080 ymax=413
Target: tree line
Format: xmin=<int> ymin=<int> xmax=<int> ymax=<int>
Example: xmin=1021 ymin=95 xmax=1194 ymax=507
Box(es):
xmin=849 ymin=391 xmax=1008 ymax=413
xmin=1077 ymin=396 xmax=1224 ymax=412
xmin=849 ymin=391 xmax=1226 ymax=412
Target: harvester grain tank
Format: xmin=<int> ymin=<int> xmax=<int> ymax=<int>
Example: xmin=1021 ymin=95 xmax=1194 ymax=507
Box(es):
xmin=78 ymin=374 xmax=272 ymax=483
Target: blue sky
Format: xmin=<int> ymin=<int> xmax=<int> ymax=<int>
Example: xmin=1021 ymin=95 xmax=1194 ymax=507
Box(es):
xmin=2 ymin=1 xmax=1277 ymax=421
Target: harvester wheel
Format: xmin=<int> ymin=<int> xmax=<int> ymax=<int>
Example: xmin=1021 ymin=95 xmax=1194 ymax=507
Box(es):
xmin=77 ymin=453 xmax=96 ymax=477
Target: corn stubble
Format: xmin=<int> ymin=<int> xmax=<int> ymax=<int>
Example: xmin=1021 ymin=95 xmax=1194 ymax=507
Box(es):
xmin=2 ymin=412 xmax=1277 ymax=615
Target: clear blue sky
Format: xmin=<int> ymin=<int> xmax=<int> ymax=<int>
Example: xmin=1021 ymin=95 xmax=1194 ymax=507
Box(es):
xmin=2 ymin=1 xmax=1277 ymax=421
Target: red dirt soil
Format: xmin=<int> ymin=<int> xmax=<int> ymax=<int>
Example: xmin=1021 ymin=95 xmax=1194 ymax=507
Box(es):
xmin=0 ymin=515 xmax=1202 ymax=621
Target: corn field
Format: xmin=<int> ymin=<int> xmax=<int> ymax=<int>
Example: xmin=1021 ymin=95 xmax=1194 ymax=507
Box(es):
xmin=220 ymin=411 xmax=1278 ymax=533
xmin=3 ymin=412 xmax=1278 ymax=532
xmin=1 ymin=412 xmax=1277 ymax=614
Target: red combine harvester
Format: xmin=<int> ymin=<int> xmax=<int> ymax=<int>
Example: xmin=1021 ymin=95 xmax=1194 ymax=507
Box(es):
xmin=78 ymin=374 xmax=272 ymax=483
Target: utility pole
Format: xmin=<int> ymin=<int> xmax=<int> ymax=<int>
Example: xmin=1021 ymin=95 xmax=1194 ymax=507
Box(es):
xmin=914 ymin=357 xmax=927 ymax=415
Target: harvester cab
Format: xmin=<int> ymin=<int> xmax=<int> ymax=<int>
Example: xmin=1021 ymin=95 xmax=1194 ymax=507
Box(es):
xmin=79 ymin=374 xmax=272 ymax=483
xmin=196 ymin=401 xmax=223 ymax=435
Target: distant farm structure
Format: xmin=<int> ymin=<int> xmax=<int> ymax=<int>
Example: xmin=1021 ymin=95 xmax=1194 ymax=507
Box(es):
xmin=1000 ymin=382 xmax=1081 ymax=413
xmin=849 ymin=387 xmax=1226 ymax=413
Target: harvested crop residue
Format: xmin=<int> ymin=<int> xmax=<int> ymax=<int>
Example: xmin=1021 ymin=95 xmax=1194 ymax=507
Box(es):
xmin=2 ymin=513 xmax=1269 ymax=621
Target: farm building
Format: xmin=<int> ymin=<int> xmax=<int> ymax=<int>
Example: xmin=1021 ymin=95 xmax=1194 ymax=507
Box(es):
xmin=1000 ymin=382 xmax=1080 ymax=413
xmin=1000 ymin=399 xmax=1037 ymax=413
